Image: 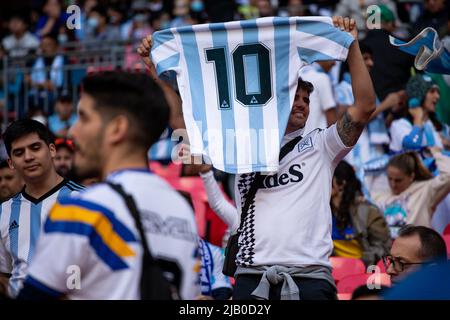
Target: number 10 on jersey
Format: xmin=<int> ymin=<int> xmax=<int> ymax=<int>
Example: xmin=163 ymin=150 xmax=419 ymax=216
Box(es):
xmin=205 ymin=43 xmax=273 ymax=109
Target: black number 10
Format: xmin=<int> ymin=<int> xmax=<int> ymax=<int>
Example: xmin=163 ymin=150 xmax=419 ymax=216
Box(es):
xmin=205 ymin=43 xmax=272 ymax=109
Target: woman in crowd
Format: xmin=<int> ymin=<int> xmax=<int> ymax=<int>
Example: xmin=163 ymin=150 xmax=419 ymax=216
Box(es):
xmin=330 ymin=161 xmax=390 ymax=267
xmin=371 ymin=149 xmax=450 ymax=238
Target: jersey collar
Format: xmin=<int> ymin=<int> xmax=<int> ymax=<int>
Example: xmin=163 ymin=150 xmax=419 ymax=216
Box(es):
xmin=22 ymin=178 xmax=68 ymax=204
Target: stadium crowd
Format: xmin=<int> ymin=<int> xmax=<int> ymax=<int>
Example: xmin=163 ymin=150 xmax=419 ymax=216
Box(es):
xmin=0 ymin=0 xmax=449 ymax=300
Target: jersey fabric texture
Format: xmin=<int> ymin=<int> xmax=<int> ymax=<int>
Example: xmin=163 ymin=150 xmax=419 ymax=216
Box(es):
xmin=234 ymin=124 xmax=352 ymax=268
xmin=24 ymin=169 xmax=200 ymax=299
xmin=0 ymin=179 xmax=84 ymax=297
xmin=152 ymin=16 xmax=354 ymax=174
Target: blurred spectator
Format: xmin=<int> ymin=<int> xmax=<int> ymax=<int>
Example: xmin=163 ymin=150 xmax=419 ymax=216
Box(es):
xmin=363 ymin=5 xmax=414 ymax=100
xmin=237 ymin=0 xmax=259 ymax=20
xmin=383 ymin=225 xmax=447 ymax=284
xmin=412 ymin=0 xmax=448 ymax=38
xmin=85 ymin=5 xmax=121 ymax=42
xmin=35 ymin=0 xmax=69 ymax=39
xmin=331 ymin=161 xmax=391 ymax=266
xmin=28 ymin=34 xmax=65 ymax=112
xmin=371 ymin=149 xmax=450 ymax=238
xmin=0 ymin=159 xmax=24 ymax=202
xmin=301 ymin=60 xmax=338 ymax=133
xmin=278 ymin=0 xmax=308 ymax=17
xmin=429 ymin=72 xmax=450 ymax=127
xmin=53 ymin=138 xmax=74 ymax=178
xmin=2 ymin=14 xmax=39 ymax=58
xmin=389 ymin=74 xmax=447 ymax=155
xmin=170 ymin=0 xmax=200 ymax=28
xmin=334 ymin=0 xmax=397 ymax=39
xmin=48 ymin=94 xmax=76 ymax=138
xmin=256 ymin=0 xmax=276 ymax=17
xmin=121 ymin=1 xmax=154 ymax=41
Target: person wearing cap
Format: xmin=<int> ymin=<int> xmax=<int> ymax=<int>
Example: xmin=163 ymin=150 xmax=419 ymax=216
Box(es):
xmin=53 ymin=138 xmax=74 ymax=178
xmin=48 ymin=94 xmax=77 ymax=138
xmin=389 ymin=73 xmax=446 ymax=154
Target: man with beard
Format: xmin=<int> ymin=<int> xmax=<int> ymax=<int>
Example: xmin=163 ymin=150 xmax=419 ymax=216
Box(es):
xmin=18 ymin=72 xmax=200 ymax=300
xmin=0 ymin=120 xmax=84 ymax=298
xmin=53 ymin=138 xmax=74 ymax=178
xmin=0 ymin=160 xmax=24 ymax=202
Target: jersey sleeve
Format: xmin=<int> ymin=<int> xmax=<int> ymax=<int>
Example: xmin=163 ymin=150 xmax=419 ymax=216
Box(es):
xmin=295 ymin=17 xmax=354 ymax=64
xmin=151 ymin=29 xmax=180 ymax=76
xmin=322 ymin=124 xmax=353 ymax=165
xmin=25 ymin=197 xmax=138 ymax=297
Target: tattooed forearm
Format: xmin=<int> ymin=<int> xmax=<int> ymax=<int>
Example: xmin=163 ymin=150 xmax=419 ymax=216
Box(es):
xmin=336 ymin=110 xmax=365 ymax=147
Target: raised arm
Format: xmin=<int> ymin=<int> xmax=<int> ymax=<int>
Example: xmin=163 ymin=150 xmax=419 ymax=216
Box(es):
xmin=197 ymin=166 xmax=239 ymax=233
xmin=333 ymin=17 xmax=376 ymax=147
xmin=138 ymin=35 xmax=186 ymax=130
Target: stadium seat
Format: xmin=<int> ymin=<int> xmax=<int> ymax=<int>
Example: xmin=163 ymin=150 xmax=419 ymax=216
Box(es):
xmin=443 ymin=234 xmax=450 ymax=258
xmin=337 ymin=273 xmax=391 ymax=294
xmin=330 ymin=257 xmax=366 ymax=282
xmin=443 ymin=224 xmax=450 ymax=235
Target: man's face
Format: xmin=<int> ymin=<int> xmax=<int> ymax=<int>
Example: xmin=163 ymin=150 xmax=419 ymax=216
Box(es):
xmin=0 ymin=167 xmax=24 ymax=200
xmin=286 ymin=88 xmax=310 ymax=132
xmin=56 ymin=101 xmax=73 ymax=120
xmin=40 ymin=37 xmax=58 ymax=57
xmin=387 ymin=235 xmax=423 ymax=284
xmin=70 ymin=94 xmax=105 ymax=180
xmin=54 ymin=147 xmax=74 ymax=177
xmin=8 ymin=133 xmax=56 ymax=182
xmin=9 ymin=18 xmax=26 ymax=35
xmin=424 ymin=0 xmax=445 ymax=13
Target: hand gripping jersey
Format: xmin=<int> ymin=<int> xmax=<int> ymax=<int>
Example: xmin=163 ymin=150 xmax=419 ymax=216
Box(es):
xmin=0 ymin=179 xmax=84 ymax=298
xmin=151 ymin=16 xmax=354 ymax=173
xmin=24 ymin=170 xmax=200 ymax=299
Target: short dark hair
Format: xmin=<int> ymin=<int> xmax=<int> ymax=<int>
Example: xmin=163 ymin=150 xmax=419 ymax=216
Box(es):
xmin=297 ymin=77 xmax=314 ymax=95
xmin=2 ymin=119 xmax=53 ymax=157
xmin=398 ymin=225 xmax=447 ymax=262
xmin=81 ymin=71 xmax=169 ymax=151
xmin=351 ymin=285 xmax=388 ymax=300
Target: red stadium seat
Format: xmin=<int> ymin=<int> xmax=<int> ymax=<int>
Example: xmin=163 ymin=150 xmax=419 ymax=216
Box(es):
xmin=337 ymin=273 xmax=391 ymax=294
xmin=330 ymin=257 xmax=366 ymax=282
xmin=444 ymin=224 xmax=450 ymax=235
xmin=443 ymin=235 xmax=450 ymax=258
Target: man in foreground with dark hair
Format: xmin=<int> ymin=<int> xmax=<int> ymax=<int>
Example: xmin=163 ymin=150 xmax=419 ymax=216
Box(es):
xmin=19 ymin=71 xmax=200 ymax=300
xmin=383 ymin=224 xmax=448 ymax=284
xmin=0 ymin=119 xmax=84 ymax=298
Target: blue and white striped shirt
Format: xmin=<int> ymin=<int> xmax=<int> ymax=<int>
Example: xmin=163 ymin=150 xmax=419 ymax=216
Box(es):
xmin=0 ymin=179 xmax=84 ymax=297
xmin=151 ymin=16 xmax=354 ymax=173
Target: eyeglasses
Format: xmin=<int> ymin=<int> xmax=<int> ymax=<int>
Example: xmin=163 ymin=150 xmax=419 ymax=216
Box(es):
xmin=382 ymin=255 xmax=427 ymax=273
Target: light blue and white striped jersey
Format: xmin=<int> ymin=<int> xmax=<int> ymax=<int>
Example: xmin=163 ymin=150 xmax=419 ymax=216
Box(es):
xmin=151 ymin=16 xmax=354 ymax=173
xmin=0 ymin=179 xmax=84 ymax=297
